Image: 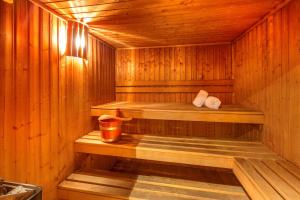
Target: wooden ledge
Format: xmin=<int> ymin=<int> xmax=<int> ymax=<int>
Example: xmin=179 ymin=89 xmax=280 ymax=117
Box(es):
xmin=91 ymin=102 xmax=265 ymax=124
xmin=58 ymin=169 xmax=250 ymax=200
xmin=75 ymin=132 xmax=278 ymax=169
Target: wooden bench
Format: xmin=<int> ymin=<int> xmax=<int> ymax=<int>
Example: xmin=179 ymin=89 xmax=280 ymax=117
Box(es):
xmin=91 ymin=102 xmax=265 ymax=124
xmin=58 ymin=169 xmax=250 ymax=200
xmin=75 ymin=131 xmax=278 ymax=169
xmin=66 ymin=102 xmax=300 ymax=199
xmin=233 ymin=158 xmax=300 ymax=200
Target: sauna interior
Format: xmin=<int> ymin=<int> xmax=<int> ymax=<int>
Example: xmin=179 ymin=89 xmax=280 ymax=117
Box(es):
xmin=0 ymin=0 xmax=300 ymax=199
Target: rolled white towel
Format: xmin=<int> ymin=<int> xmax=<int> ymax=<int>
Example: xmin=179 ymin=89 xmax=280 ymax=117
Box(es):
xmin=204 ymin=96 xmax=222 ymax=109
xmin=193 ymin=90 xmax=208 ymax=107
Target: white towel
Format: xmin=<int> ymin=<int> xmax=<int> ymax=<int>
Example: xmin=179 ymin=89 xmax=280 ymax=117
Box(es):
xmin=204 ymin=96 xmax=222 ymax=109
xmin=193 ymin=90 xmax=208 ymax=107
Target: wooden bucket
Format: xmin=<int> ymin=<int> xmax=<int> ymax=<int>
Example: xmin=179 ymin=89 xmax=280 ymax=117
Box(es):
xmin=99 ymin=118 xmax=122 ymax=142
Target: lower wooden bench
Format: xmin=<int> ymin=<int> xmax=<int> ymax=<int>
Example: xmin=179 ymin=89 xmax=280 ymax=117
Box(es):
xmin=75 ymin=132 xmax=278 ymax=169
xmin=58 ymin=169 xmax=250 ymax=200
xmin=233 ymin=158 xmax=300 ymax=200
xmin=71 ymin=132 xmax=300 ymax=199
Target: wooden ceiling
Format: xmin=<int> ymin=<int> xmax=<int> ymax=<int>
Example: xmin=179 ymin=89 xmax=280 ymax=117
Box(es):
xmin=38 ymin=0 xmax=284 ymax=48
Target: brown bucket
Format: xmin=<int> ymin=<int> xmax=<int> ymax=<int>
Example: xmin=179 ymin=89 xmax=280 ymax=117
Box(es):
xmin=99 ymin=118 xmax=122 ymax=142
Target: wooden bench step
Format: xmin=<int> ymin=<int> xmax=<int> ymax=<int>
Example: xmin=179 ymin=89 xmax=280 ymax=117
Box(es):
xmin=58 ymin=170 xmax=250 ymax=200
xmin=233 ymin=158 xmax=300 ymax=200
xmin=75 ymin=132 xmax=278 ymax=169
xmin=112 ymin=159 xmax=241 ymax=185
xmin=91 ymin=102 xmax=264 ymax=124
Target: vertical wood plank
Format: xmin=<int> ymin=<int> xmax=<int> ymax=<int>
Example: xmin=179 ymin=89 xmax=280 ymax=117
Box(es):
xmin=116 ymin=44 xmax=233 ymax=103
xmin=0 ymin=1 xmax=116 ymax=199
xmin=233 ymin=0 xmax=300 ymax=167
xmin=15 ymin=0 xmax=29 ymax=183
xmin=28 ymin=2 xmax=40 ymax=184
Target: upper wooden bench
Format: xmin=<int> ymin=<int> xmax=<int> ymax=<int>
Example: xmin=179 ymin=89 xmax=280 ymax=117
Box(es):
xmin=91 ymin=102 xmax=265 ymax=124
xmin=75 ymin=132 xmax=278 ymax=169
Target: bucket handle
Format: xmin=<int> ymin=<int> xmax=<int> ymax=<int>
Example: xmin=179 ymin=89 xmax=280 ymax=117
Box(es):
xmin=98 ymin=115 xmax=132 ymax=122
xmin=115 ymin=116 xmax=132 ymax=121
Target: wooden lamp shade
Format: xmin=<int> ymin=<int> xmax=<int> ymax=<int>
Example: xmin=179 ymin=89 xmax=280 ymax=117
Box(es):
xmin=66 ymin=21 xmax=88 ymax=59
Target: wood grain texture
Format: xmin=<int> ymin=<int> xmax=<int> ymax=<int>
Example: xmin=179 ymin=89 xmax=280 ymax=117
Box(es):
xmin=0 ymin=1 xmax=115 ymax=199
xmin=0 ymin=0 xmax=14 ymax=185
xmin=232 ymin=0 xmax=300 ymax=167
xmin=75 ymin=131 xmax=278 ymax=169
xmin=57 ymin=159 xmax=244 ymax=199
xmin=114 ymin=45 xmax=261 ymax=140
xmin=116 ymin=45 xmax=233 ymax=104
xmin=38 ymin=0 xmax=284 ymax=47
xmin=112 ymin=159 xmax=241 ymax=186
xmin=91 ymin=102 xmax=265 ymax=124
xmin=233 ymin=158 xmax=300 ymax=200
xmin=58 ymin=168 xmax=250 ymax=200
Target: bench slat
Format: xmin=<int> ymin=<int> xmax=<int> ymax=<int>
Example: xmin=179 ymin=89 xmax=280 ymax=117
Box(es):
xmin=75 ymin=132 xmax=278 ymax=169
xmin=58 ymin=170 xmax=250 ymax=200
xmin=91 ymin=102 xmax=264 ymax=124
xmin=249 ymin=159 xmax=300 ymax=200
xmin=233 ymin=158 xmax=283 ymax=200
xmin=277 ymin=160 xmax=300 ymax=180
xmin=263 ymin=160 xmax=300 ymax=194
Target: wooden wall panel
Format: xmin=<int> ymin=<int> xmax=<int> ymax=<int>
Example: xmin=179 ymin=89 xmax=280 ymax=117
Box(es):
xmin=0 ymin=0 xmax=14 ymax=183
xmin=116 ymin=45 xmax=261 ymax=140
xmin=116 ymin=45 xmax=233 ymax=104
xmin=0 ymin=1 xmax=115 ymax=199
xmin=233 ymin=0 xmax=300 ymax=167
xmin=88 ymin=35 xmax=116 ymax=106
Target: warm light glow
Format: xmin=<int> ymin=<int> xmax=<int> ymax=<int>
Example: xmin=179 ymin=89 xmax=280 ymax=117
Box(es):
xmin=81 ymin=28 xmax=86 ymax=49
xmin=88 ymin=27 xmax=158 ymax=48
xmin=2 ymin=0 xmax=13 ymax=4
xmin=59 ymin=24 xmax=67 ymax=55
xmin=75 ymin=33 xmax=81 ymax=49
xmin=66 ymin=21 xmax=88 ymax=59
xmin=75 ymin=31 xmax=86 ymax=50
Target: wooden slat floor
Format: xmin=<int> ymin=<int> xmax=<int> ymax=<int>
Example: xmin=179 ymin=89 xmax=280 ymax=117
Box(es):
xmin=58 ymin=167 xmax=250 ymax=200
xmin=75 ymin=132 xmax=278 ymax=169
xmin=233 ymin=159 xmax=300 ymax=200
xmin=90 ymin=102 xmax=265 ymax=124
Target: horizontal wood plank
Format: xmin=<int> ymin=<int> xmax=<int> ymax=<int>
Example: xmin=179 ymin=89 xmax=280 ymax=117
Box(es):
xmin=116 ymin=86 xmax=233 ymax=93
xmin=116 ymin=80 xmax=234 ymax=87
xmin=74 ymin=132 xmax=277 ymax=169
xmin=58 ymin=169 xmax=250 ymax=200
xmin=91 ymin=102 xmax=265 ymax=124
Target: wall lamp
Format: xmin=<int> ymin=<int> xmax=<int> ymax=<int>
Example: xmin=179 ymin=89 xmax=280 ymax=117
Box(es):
xmin=66 ymin=21 xmax=88 ymax=59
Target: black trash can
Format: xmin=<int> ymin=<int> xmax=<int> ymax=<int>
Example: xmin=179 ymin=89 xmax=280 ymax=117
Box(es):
xmin=0 ymin=179 xmax=42 ymax=200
